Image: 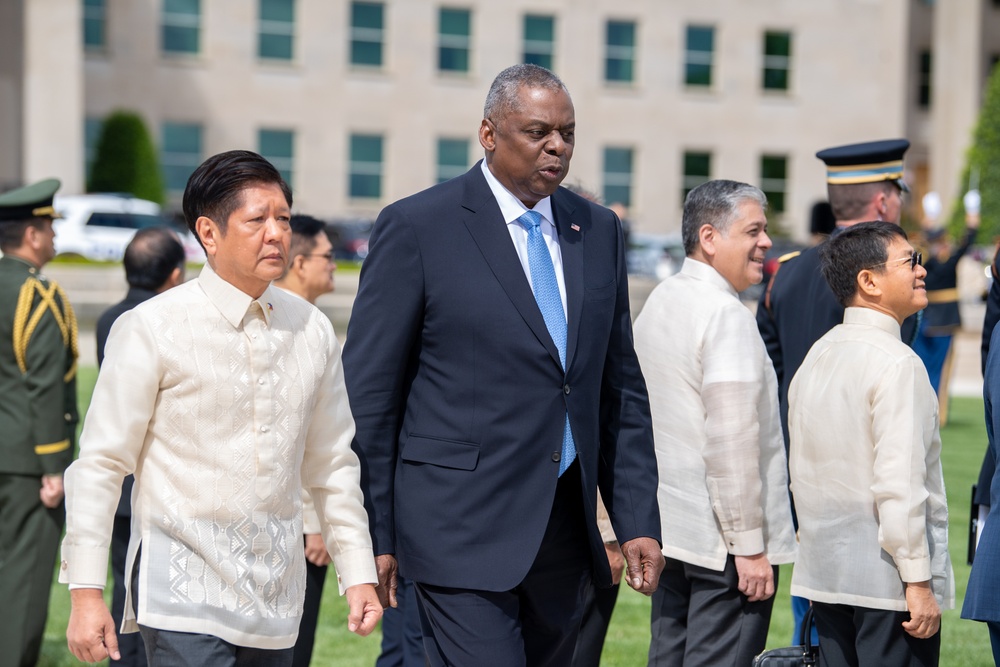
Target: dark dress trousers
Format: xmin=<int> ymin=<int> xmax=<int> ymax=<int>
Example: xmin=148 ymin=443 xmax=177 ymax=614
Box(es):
xmin=342 ymin=163 xmax=660 ymax=663
xmin=96 ymin=286 xmax=158 ymax=667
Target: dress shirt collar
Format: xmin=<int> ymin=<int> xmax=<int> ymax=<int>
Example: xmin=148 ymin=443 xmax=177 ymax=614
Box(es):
xmin=479 ymin=160 xmax=555 ymax=228
xmin=843 ymin=306 xmax=901 ymax=340
xmin=679 ymin=256 xmax=739 ymax=298
xmin=198 ymin=263 xmax=274 ymax=328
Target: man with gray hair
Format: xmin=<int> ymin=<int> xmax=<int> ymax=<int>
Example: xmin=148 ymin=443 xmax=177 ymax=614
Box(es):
xmin=634 ymin=180 xmax=797 ymax=665
xmin=343 ymin=63 xmax=662 ymax=666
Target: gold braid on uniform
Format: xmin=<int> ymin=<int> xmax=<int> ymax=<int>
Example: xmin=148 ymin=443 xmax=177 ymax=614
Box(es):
xmin=12 ymin=277 xmax=79 ymax=380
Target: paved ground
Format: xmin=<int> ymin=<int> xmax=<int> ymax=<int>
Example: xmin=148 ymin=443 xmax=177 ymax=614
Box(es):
xmin=49 ymin=262 xmax=988 ymax=398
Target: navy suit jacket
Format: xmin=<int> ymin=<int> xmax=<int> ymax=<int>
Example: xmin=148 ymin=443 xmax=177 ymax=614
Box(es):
xmin=342 ymin=163 xmax=660 ymax=592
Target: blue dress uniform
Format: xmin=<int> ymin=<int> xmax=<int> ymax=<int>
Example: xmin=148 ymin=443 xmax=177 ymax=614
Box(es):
xmin=0 ymin=179 xmax=79 ymax=667
xmin=755 ymin=139 xmax=913 ymax=646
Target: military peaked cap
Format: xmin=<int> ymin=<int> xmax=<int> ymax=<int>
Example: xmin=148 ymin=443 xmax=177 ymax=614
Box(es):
xmin=816 ymin=139 xmax=910 ymax=192
xmin=0 ymin=178 xmax=62 ymax=222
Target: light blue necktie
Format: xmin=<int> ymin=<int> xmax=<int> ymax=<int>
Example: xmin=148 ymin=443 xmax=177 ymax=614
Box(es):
xmin=516 ymin=210 xmax=576 ymax=476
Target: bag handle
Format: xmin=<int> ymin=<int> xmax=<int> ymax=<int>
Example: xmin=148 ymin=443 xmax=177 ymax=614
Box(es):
xmin=799 ymin=605 xmax=817 ymax=665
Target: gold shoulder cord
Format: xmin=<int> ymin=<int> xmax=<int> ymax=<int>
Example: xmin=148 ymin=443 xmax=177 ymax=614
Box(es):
xmin=13 ymin=277 xmax=79 ymax=381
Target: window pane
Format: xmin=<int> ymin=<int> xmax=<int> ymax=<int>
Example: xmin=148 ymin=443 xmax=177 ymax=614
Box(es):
xmin=259 ymin=129 xmax=295 ymax=186
xmin=84 ymin=117 xmax=103 ymax=176
xmin=162 ymin=0 xmax=200 ymax=54
xmin=259 ymin=0 xmax=294 ymax=59
xmin=760 ymin=155 xmax=787 ymax=213
xmin=685 ymin=26 xmax=714 ymax=87
xmin=605 ymin=20 xmax=636 ymax=83
xmin=682 ymin=151 xmax=712 ymax=201
xmin=260 ymin=34 xmax=293 ymax=59
xmin=161 ymin=123 xmax=203 ymax=192
xmin=437 ymin=138 xmax=469 ymax=183
xmin=260 ymin=0 xmax=293 ymax=23
xmin=763 ymin=30 xmax=791 ymax=91
xmin=918 ymin=50 xmax=932 ymax=108
xmin=83 ymin=0 xmax=105 ymax=48
xmin=439 ymin=8 xmax=471 ymax=72
xmin=523 ymin=14 xmax=554 ymax=70
xmin=603 ymin=147 xmax=633 ymax=207
xmin=351 ymin=2 xmax=383 ymax=66
xmin=350 ymin=134 xmax=383 ymax=198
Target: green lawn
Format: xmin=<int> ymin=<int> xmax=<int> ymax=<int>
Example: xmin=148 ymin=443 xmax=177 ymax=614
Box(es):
xmin=38 ymin=370 xmax=994 ymax=665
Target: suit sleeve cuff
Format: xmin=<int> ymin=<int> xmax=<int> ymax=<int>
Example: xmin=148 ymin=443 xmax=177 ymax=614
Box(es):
xmin=332 ymin=548 xmax=379 ymax=596
xmin=723 ymin=528 xmax=765 ymax=556
xmin=896 ymin=557 xmax=932 ymax=583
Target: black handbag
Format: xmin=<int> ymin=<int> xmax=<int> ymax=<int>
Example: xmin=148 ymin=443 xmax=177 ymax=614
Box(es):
xmin=751 ymin=606 xmax=818 ymax=666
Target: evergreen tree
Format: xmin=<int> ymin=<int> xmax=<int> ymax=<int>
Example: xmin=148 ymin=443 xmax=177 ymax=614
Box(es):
xmin=947 ymin=63 xmax=1000 ymax=241
xmin=87 ymin=110 xmax=165 ymax=204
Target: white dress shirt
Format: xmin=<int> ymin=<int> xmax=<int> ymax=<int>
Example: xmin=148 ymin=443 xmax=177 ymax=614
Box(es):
xmin=60 ymin=264 xmax=377 ymax=649
xmin=789 ymin=307 xmax=955 ymax=611
xmin=634 ymin=258 xmax=797 ymax=571
xmin=480 ymin=160 xmax=567 ymax=316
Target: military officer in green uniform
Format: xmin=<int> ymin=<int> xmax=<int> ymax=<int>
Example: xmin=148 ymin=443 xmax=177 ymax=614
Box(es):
xmin=0 ymin=178 xmax=78 ymax=667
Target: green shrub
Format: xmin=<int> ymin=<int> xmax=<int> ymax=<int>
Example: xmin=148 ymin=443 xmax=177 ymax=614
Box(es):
xmin=87 ymin=111 xmax=165 ymax=205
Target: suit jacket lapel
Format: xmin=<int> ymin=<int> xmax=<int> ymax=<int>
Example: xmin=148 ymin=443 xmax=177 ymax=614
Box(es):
xmin=552 ymin=191 xmax=583 ymax=373
xmin=461 ymin=166 xmax=563 ymax=370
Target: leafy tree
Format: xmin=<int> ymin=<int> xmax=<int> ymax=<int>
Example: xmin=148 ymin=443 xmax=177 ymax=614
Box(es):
xmin=87 ymin=110 xmax=165 ymax=204
xmin=947 ymin=63 xmax=1000 ymax=241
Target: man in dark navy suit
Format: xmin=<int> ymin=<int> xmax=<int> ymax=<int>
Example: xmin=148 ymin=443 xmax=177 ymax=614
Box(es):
xmin=342 ymin=64 xmax=663 ymax=667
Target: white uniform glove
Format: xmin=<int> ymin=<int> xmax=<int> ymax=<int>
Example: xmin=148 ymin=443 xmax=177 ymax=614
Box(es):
xmin=965 ymin=189 xmax=981 ymax=215
xmin=922 ymin=192 xmax=942 ymax=222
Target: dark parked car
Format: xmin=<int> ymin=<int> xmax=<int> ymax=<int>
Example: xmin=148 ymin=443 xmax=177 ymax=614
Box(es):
xmin=327 ymin=219 xmax=373 ymax=262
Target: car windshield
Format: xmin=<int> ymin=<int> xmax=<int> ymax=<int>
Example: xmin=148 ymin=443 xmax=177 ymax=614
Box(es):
xmin=86 ymin=212 xmax=171 ymax=230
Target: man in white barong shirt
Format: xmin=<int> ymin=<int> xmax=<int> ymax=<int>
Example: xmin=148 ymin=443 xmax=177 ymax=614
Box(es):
xmin=634 ymin=180 xmax=797 ymax=666
xmin=60 ymin=150 xmax=381 ymax=666
xmin=789 ymin=221 xmax=953 ymax=667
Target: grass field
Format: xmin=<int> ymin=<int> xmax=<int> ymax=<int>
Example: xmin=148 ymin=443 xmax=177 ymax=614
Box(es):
xmin=37 ymin=368 xmax=994 ymax=665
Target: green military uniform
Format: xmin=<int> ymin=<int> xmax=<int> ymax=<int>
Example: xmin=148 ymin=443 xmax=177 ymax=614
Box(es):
xmin=0 ymin=179 xmax=78 ymax=667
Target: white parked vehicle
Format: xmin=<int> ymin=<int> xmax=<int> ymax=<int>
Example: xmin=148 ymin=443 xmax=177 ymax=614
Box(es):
xmin=51 ymin=193 xmax=204 ymax=262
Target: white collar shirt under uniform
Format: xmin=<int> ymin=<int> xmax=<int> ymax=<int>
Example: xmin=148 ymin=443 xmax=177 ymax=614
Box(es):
xmin=633 ymin=258 xmax=797 ymax=570
xmin=789 ymin=307 xmax=954 ymax=612
xmin=60 ymin=264 xmax=377 ymax=649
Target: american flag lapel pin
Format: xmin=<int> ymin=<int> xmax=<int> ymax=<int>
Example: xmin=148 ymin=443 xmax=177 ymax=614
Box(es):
xmin=571 ymin=223 xmax=580 ymax=232
xmin=267 ymin=303 xmax=273 ymax=312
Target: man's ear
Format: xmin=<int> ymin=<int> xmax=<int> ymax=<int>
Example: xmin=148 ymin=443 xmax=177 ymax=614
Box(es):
xmin=479 ymin=118 xmax=496 ymax=153
xmin=856 ymin=268 xmax=882 ymax=298
xmin=195 ymin=216 xmax=219 ymax=257
xmin=698 ymin=223 xmax=717 ymax=257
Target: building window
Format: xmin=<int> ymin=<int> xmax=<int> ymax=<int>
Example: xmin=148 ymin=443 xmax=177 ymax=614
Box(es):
xmin=682 ymin=151 xmax=711 ymax=202
xmin=350 ymin=134 xmax=383 ymax=198
xmin=350 ymin=2 xmax=384 ymax=67
xmin=259 ymin=129 xmax=295 ymax=187
xmin=918 ymin=50 xmax=932 ymax=109
xmin=685 ymin=25 xmax=714 ymax=87
xmin=603 ymin=147 xmax=634 ymax=207
xmin=84 ymin=117 xmax=103 ymax=176
xmin=438 ymin=8 xmax=471 ymax=73
xmin=605 ymin=20 xmax=636 ymax=83
xmin=436 ymin=138 xmax=469 ymax=183
xmin=83 ymin=0 xmax=106 ymax=49
xmin=762 ymin=31 xmax=792 ymax=91
xmin=258 ymin=0 xmax=295 ymax=60
xmin=161 ymin=123 xmax=203 ymax=193
xmin=523 ymin=15 xmax=554 ymax=70
xmin=162 ymin=0 xmax=200 ymax=55
xmin=760 ymin=154 xmax=787 ymax=213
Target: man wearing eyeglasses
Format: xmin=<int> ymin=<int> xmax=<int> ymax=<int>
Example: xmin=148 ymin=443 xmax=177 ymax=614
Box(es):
xmin=788 ymin=221 xmax=954 ymax=667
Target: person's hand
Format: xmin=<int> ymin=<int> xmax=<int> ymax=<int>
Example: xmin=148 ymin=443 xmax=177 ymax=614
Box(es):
xmin=965 ymin=190 xmax=982 ymax=228
xmin=902 ymin=581 xmax=941 ymax=639
xmin=304 ymin=533 xmax=332 ymax=567
xmin=604 ymin=541 xmax=625 ymax=586
xmin=345 ymin=583 xmax=383 ymax=636
xmin=620 ymin=537 xmax=664 ymax=595
xmin=39 ymin=474 xmax=64 ymax=509
xmin=67 ymin=588 xmax=120 ymax=663
xmin=374 ymin=554 xmax=398 ymax=609
xmin=734 ymin=553 xmax=775 ymax=602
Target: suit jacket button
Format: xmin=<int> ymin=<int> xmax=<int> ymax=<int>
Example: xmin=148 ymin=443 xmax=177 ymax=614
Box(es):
xmin=563 ymin=384 xmax=571 ymax=395
xmin=552 ymin=452 xmax=561 ymax=462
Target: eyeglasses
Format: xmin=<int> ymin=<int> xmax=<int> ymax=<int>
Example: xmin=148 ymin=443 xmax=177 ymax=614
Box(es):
xmin=869 ymin=251 xmax=921 ymax=271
